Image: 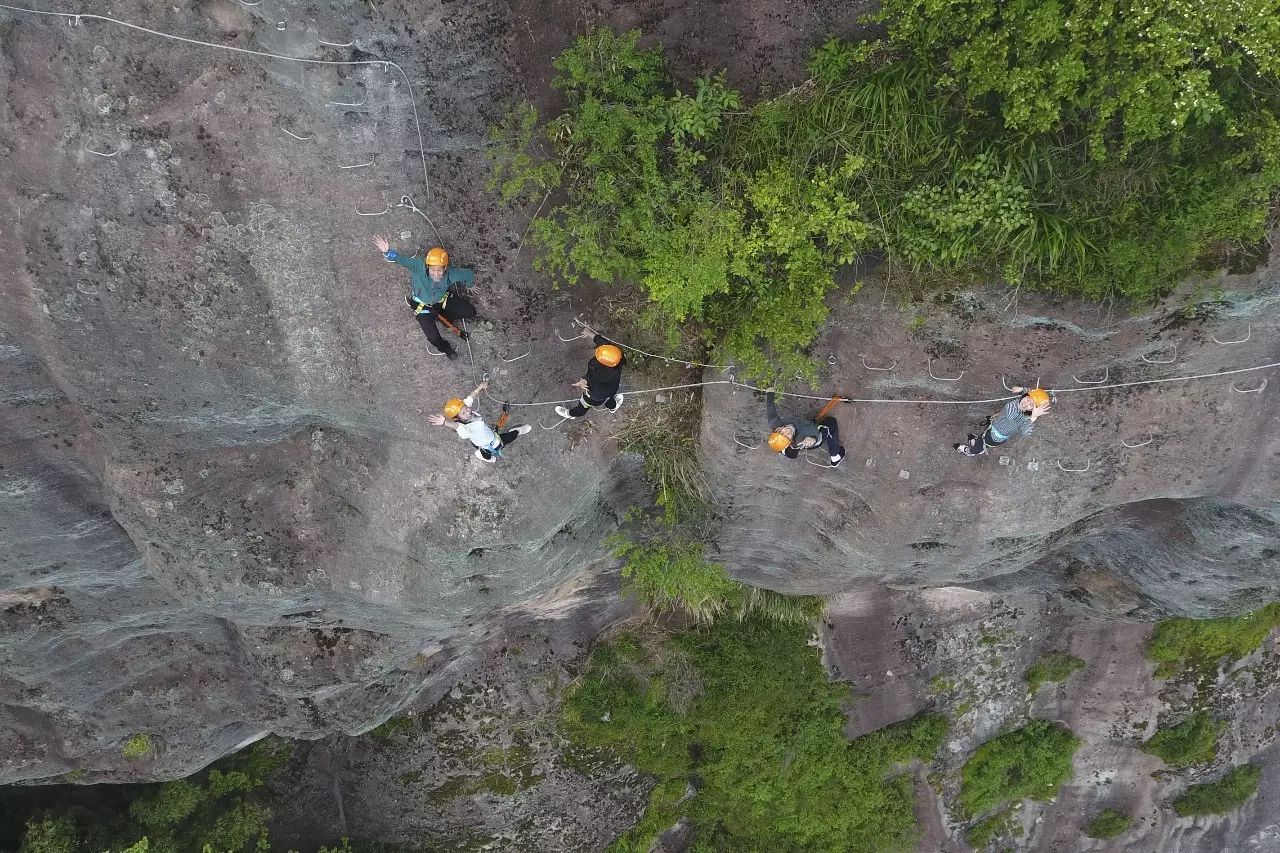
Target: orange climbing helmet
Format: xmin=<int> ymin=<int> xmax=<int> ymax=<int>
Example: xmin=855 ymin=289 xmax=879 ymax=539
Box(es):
xmin=426 ymin=247 xmax=449 ymax=268
xmin=1025 ymin=387 xmax=1052 ymax=408
xmin=594 ymin=344 xmax=623 ymax=368
xmin=443 ymin=397 xmax=466 ymax=419
xmin=767 ymin=430 xmax=792 ymax=453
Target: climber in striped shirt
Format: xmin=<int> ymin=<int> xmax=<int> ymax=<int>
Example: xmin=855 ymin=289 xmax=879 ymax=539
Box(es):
xmin=955 ymin=386 xmax=1053 ymax=457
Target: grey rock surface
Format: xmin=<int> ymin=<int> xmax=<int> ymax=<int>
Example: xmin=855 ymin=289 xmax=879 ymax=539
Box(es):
xmin=1 ymin=7 xmax=1279 ymax=853
xmin=703 ymin=273 xmax=1280 ymax=617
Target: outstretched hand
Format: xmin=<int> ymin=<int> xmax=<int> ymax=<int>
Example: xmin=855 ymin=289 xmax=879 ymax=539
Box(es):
xmin=579 ymin=327 xmax=595 ymax=339
xmin=373 ymin=235 xmax=391 ymax=253
xmin=571 ymin=378 xmax=588 ymax=391
xmin=427 ymin=414 xmax=445 ymax=426
xmin=1030 ymin=403 xmax=1051 ymax=419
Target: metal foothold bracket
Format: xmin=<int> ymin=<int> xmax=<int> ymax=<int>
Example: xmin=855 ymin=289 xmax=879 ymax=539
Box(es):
xmin=355 ymin=204 xmax=391 ymax=217
xmin=860 ymin=354 xmax=896 ymax=371
xmin=500 ymin=352 xmax=530 ymax=363
xmin=1121 ymin=431 xmax=1154 ymax=448
xmin=1072 ymin=367 xmax=1108 ymax=385
xmin=1057 ymin=459 xmax=1091 ymax=473
xmin=1232 ymin=378 xmax=1267 ymax=394
xmin=1212 ymin=325 xmax=1251 ymax=346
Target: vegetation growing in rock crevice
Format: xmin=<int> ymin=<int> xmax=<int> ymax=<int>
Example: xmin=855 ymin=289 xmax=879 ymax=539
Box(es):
xmin=1171 ymin=764 xmax=1262 ymax=816
xmin=1025 ymin=651 xmax=1086 ymax=693
xmin=1084 ymin=808 xmax=1132 ymax=840
xmin=1147 ymin=602 xmax=1280 ymax=678
xmin=492 ymin=12 xmax=1280 ymax=377
xmin=1141 ymin=711 xmax=1227 ymax=767
xmin=564 ymin=618 xmax=948 ymax=851
xmin=959 ymin=720 xmax=1082 ymax=818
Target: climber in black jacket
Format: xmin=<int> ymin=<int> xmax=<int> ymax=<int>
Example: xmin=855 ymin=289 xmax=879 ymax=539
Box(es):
xmin=555 ymin=327 xmax=626 ymax=419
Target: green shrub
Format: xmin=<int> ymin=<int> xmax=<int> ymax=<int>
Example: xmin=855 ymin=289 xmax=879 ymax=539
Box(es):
xmin=121 ymin=734 xmax=152 ymax=759
xmin=564 ymin=619 xmax=948 ymax=851
xmin=129 ymin=780 xmax=204 ymax=830
xmin=19 ymin=814 xmax=78 ymax=853
xmin=495 ymin=21 xmax=1280 ymax=373
xmin=959 ymin=721 xmax=1082 ymax=817
xmin=966 ymin=806 xmax=1015 ymax=849
xmin=1141 ymin=712 xmax=1227 ymax=767
xmin=1147 ymin=603 xmax=1280 ymax=678
xmin=610 ymin=536 xmax=823 ymax=626
xmin=1172 ymin=764 xmax=1261 ymax=816
xmin=1084 ymin=808 xmax=1132 ymax=839
xmin=1025 ymin=652 xmax=1086 ymax=693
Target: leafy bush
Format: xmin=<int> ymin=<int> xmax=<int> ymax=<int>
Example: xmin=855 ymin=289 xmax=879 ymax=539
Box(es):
xmin=564 ymin=618 xmax=948 ymax=851
xmin=1025 ymin=652 xmax=1086 ymax=693
xmin=1172 ymin=764 xmax=1261 ymax=816
xmin=1147 ymin=603 xmax=1280 ymax=678
xmin=17 ymin=738 xmax=292 ymax=853
xmin=1141 ymin=712 xmax=1227 ymax=767
xmin=1084 ymin=808 xmax=1132 ymax=840
xmin=494 ymin=19 xmax=1280 ymax=373
xmin=19 ymin=814 xmax=78 ymax=853
xmin=959 ymin=721 xmax=1082 ymax=817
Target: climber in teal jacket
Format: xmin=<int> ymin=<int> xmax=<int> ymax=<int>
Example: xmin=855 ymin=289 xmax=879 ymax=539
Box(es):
xmin=373 ymin=236 xmax=476 ymax=359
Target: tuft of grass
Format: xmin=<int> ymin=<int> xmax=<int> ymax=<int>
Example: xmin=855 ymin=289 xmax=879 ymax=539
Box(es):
xmin=367 ymin=715 xmax=415 ymax=741
xmin=1025 ymin=651 xmax=1086 ymax=693
xmin=1147 ymin=603 xmax=1280 ymax=678
xmin=1141 ymin=712 xmax=1226 ymax=767
xmin=563 ymin=618 xmax=948 ymax=851
xmin=1084 ymin=808 xmax=1132 ymax=839
xmin=1171 ymin=764 xmax=1261 ymax=816
xmin=966 ymin=806 xmax=1015 ymax=849
xmin=959 ymin=721 xmax=1081 ymax=817
xmin=121 ymin=734 xmax=152 ymax=760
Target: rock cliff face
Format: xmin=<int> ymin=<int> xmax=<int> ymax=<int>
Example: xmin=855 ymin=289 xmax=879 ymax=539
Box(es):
xmin=0 ymin=2 xmax=1278 ymax=844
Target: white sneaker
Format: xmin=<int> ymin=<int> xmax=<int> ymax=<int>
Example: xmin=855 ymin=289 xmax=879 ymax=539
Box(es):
xmin=513 ymin=424 xmax=533 ymax=435
xmin=474 ymin=449 xmax=496 ymax=463
xmin=607 ymin=394 xmax=624 ymax=412
xmin=554 ymin=406 xmax=575 ymax=419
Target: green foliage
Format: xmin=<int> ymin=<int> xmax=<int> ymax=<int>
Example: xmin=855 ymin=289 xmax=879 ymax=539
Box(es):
xmin=609 ymin=536 xmax=824 ymax=626
xmin=19 ymin=814 xmax=78 ymax=853
xmin=611 ymin=537 xmax=740 ymax=625
xmin=959 ymin=721 xmax=1082 ymax=817
xmin=1025 ymin=651 xmax=1086 ymax=693
xmin=497 ymin=19 xmax=1280 ymax=368
xmin=877 ymin=0 xmax=1280 ymax=158
xmin=17 ymin=738 xmax=291 ymax=853
xmin=617 ymin=405 xmax=712 ymax=528
xmin=1084 ymin=808 xmax=1132 ymax=840
xmin=966 ymin=806 xmax=1015 ymax=849
xmin=1171 ymin=764 xmax=1261 ymax=816
xmin=367 ymin=715 xmax=415 ymax=741
xmin=1147 ymin=603 xmax=1280 ymax=678
xmin=129 ymin=781 xmax=203 ymax=830
xmin=1142 ymin=712 xmax=1227 ymax=767
xmin=121 ymin=734 xmax=152 ymax=760
xmin=563 ymin=619 xmax=948 ymax=851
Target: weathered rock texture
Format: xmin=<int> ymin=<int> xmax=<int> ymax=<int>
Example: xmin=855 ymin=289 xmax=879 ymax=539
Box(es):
xmin=0 ymin=4 xmax=1278 ymax=847
xmin=703 ymin=274 xmax=1280 ymax=618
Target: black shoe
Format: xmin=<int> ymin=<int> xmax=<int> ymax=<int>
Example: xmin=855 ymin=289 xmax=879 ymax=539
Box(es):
xmin=445 ymin=349 xmax=459 ymax=360
xmin=967 ymin=434 xmax=978 ymax=443
xmin=955 ymin=443 xmax=971 ymax=456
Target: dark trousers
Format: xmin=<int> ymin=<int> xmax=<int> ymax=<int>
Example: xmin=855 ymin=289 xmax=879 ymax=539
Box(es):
xmin=568 ymin=393 xmax=618 ymax=418
xmin=477 ymin=429 xmax=522 ymax=460
xmin=414 ymin=295 xmax=476 ymax=355
xmin=967 ymin=426 xmax=1006 ymax=455
xmin=817 ymin=417 xmax=844 ymax=456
